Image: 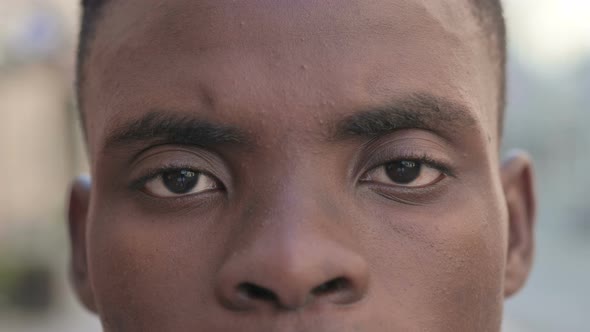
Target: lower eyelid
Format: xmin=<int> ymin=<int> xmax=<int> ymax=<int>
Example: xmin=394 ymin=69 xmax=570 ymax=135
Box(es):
xmin=133 ymin=188 xmax=225 ymax=213
xmin=363 ymin=175 xmax=451 ymax=205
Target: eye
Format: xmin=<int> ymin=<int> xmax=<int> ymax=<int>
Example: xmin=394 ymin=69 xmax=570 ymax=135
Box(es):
xmin=142 ymin=169 xmax=220 ymax=198
xmin=362 ymin=160 xmax=445 ymax=188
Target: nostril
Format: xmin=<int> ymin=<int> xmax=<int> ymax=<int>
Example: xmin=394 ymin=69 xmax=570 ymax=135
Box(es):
xmin=312 ymin=277 xmax=351 ymax=296
xmin=237 ymin=282 xmax=279 ymax=303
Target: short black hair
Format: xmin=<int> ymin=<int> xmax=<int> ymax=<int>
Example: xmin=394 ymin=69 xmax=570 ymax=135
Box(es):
xmin=76 ymin=0 xmax=507 ymax=127
xmin=76 ymin=0 xmax=109 ymax=102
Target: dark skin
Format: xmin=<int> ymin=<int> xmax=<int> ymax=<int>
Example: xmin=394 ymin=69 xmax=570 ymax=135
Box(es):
xmin=68 ymin=0 xmax=536 ymax=331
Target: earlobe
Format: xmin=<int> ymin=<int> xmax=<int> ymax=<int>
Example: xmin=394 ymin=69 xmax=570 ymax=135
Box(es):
xmin=68 ymin=175 xmax=97 ymax=312
xmin=500 ymin=151 xmax=536 ymax=298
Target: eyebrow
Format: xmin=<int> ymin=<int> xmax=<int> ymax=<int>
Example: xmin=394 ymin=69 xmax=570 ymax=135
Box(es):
xmin=103 ymin=111 xmax=246 ymax=152
xmin=102 ymin=93 xmax=476 ymax=153
xmin=333 ymin=93 xmax=477 ymax=140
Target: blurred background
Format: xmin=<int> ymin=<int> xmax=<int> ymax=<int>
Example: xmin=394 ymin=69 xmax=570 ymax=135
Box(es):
xmin=0 ymin=0 xmax=588 ymax=331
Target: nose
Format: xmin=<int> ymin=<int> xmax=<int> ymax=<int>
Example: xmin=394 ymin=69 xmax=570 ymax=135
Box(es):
xmin=215 ymin=225 xmax=369 ymax=312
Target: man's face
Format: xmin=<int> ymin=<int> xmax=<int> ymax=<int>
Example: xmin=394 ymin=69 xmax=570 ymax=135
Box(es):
xmin=69 ymin=0 xmax=535 ymax=331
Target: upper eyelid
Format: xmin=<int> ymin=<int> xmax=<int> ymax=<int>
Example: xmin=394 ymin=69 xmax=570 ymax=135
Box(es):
xmin=130 ymin=146 xmax=222 ymax=171
xmin=353 ymin=131 xmax=457 ymax=172
xmin=362 ymin=159 xmax=440 ymax=179
xmin=127 ymin=148 xmax=231 ymax=190
xmin=129 ymin=166 xmax=209 ymax=191
xmin=129 ymin=144 xmax=230 ymax=173
xmin=366 ymin=154 xmax=456 ymax=179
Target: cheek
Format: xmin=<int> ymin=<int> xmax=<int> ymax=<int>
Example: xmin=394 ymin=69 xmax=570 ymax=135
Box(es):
xmin=365 ymin=198 xmax=506 ymax=331
xmin=86 ymin=203 xmax=223 ymax=331
xmin=427 ymin=212 xmax=505 ymax=319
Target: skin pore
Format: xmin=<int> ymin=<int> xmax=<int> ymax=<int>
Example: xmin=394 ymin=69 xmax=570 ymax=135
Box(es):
xmin=68 ymin=0 xmax=536 ymax=331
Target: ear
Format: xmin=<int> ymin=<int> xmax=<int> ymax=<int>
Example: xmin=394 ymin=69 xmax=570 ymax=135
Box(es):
xmin=501 ymin=151 xmax=536 ymax=298
xmin=68 ymin=175 xmax=97 ymax=312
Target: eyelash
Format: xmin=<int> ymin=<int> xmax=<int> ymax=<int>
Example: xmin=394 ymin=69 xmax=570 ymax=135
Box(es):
xmin=129 ymin=164 xmax=217 ymax=191
xmin=364 ymin=152 xmax=456 ymax=179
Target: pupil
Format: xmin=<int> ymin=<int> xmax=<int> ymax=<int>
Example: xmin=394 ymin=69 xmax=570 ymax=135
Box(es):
xmin=162 ymin=170 xmax=199 ymax=194
xmin=385 ymin=161 xmax=421 ymax=184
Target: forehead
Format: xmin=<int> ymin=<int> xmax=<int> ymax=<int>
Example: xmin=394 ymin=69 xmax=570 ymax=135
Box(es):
xmin=83 ymin=0 xmax=498 ymax=155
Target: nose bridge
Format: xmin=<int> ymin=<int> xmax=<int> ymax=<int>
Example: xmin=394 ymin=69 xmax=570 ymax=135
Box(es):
xmin=268 ymin=148 xmax=343 ymax=223
xmin=254 ymin=163 xmax=350 ymax=261
xmin=271 ymin=177 xmax=331 ymax=230
xmin=244 ymin=149 xmax=336 ymax=230
xmin=215 ymin=168 xmax=369 ymax=312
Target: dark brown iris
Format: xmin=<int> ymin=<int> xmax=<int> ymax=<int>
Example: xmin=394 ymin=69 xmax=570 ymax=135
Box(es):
xmin=385 ymin=161 xmax=421 ymax=184
xmin=162 ymin=170 xmax=199 ymax=194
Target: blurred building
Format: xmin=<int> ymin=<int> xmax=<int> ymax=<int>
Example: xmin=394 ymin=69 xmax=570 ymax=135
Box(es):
xmin=0 ymin=1 xmax=98 ymax=331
